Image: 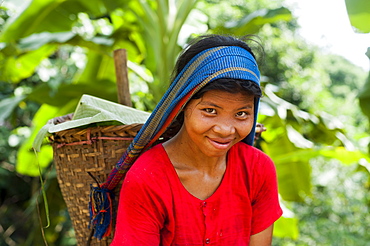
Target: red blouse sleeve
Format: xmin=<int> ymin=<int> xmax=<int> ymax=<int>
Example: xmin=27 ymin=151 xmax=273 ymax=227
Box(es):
xmin=249 ymin=148 xmax=282 ymax=235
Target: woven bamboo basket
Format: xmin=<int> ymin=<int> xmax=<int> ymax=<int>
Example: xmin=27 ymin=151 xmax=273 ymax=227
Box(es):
xmin=50 ymin=123 xmax=143 ymax=246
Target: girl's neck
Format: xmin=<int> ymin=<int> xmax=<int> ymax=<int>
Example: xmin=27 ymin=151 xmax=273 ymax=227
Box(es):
xmin=163 ymin=133 xmax=227 ymax=172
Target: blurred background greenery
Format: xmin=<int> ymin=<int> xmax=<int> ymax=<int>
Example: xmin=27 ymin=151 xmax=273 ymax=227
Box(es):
xmin=0 ymin=0 xmax=369 ymax=245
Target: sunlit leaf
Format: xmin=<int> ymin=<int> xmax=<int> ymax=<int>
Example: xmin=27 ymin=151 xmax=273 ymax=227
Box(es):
xmin=318 ymin=147 xmax=370 ymax=165
xmin=0 ymin=44 xmax=57 ymax=83
xmin=0 ymin=0 xmax=75 ymax=42
xmin=74 ymin=49 xmax=117 ymax=86
xmin=67 ymin=35 xmax=114 ymax=52
xmin=274 ymin=216 xmax=299 ymax=239
xmin=345 ymin=0 xmax=370 ymax=33
xmin=287 ymin=125 xmax=314 ymax=149
xmin=261 ymin=131 xmax=312 ymax=202
xmin=18 ymin=31 xmax=114 ymax=54
xmin=16 ymin=104 xmax=58 ymax=176
xmin=215 ymin=7 xmax=292 ymax=36
xmin=19 ymin=32 xmax=76 ymax=50
xmin=0 ymin=0 xmax=127 ymax=42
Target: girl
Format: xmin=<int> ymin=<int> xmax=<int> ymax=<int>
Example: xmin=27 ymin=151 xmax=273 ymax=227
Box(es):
xmin=111 ymin=35 xmax=282 ymax=245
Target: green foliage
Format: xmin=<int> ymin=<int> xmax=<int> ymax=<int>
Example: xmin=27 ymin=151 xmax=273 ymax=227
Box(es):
xmin=0 ymin=169 xmax=76 ymax=245
xmin=273 ymin=159 xmax=370 ymax=246
xmin=359 ymin=56 xmax=370 ymax=118
xmin=258 ymin=84 xmax=369 ymax=202
xmin=0 ymin=73 xmax=74 ymax=245
xmin=358 ymin=50 xmax=370 ymax=151
xmin=345 ymin=0 xmax=370 ymax=154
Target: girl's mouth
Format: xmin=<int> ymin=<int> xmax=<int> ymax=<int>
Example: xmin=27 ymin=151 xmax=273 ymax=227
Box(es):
xmin=208 ymin=138 xmax=233 ymax=149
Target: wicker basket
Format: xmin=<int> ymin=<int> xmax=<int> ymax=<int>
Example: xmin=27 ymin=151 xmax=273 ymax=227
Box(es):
xmin=50 ymin=123 xmax=143 ymax=246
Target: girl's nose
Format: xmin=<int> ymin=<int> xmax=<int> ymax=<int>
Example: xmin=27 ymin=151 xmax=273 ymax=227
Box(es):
xmin=213 ymin=118 xmax=236 ymax=135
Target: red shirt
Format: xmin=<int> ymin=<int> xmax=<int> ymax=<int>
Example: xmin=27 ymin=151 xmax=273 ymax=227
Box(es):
xmin=111 ymin=142 xmax=282 ymax=245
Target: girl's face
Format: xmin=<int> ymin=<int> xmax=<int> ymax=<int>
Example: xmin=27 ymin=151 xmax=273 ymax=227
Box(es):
xmin=179 ymin=90 xmax=255 ymax=158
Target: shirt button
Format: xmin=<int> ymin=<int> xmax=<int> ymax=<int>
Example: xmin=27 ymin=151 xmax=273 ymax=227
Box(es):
xmin=202 ymin=202 xmax=207 ymax=207
xmin=205 ymin=238 xmax=210 ymax=244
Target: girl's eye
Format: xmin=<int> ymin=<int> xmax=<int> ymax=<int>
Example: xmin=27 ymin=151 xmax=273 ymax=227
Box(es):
xmin=203 ymin=108 xmax=216 ymax=114
xmin=236 ymin=111 xmax=248 ymax=118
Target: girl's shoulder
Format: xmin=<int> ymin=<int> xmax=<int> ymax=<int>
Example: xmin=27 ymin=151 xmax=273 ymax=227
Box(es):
xmin=231 ymin=142 xmax=272 ymax=162
xmin=125 ymin=144 xmax=174 ymax=184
